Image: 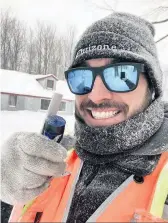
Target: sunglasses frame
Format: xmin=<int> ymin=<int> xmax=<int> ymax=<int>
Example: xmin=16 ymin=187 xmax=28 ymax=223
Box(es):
xmin=65 ymin=62 xmax=145 ymax=95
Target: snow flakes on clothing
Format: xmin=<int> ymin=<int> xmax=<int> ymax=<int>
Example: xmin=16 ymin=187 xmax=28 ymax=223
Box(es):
xmin=75 ymin=98 xmax=164 ymax=164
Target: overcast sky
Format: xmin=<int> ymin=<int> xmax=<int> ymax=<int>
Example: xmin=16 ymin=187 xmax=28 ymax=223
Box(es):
xmin=1 ymin=0 xmax=168 ymax=64
xmin=1 ymin=0 xmax=167 ymax=34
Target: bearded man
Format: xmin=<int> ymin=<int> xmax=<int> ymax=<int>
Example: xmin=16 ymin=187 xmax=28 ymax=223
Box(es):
xmin=1 ymin=12 xmax=168 ymax=222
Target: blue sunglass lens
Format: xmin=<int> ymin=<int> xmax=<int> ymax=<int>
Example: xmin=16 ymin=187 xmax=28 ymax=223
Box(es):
xmin=67 ymin=70 xmax=93 ymax=94
xmin=104 ymin=65 xmax=138 ymax=92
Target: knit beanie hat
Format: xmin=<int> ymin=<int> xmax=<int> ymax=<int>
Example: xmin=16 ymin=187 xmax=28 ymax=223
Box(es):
xmin=70 ymin=12 xmax=163 ymax=98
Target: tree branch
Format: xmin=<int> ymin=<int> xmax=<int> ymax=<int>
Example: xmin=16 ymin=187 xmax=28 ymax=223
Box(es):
xmin=156 ymin=34 xmax=168 ymax=43
xmin=92 ymin=2 xmax=115 ymax=11
xmin=152 ymin=18 xmax=168 ymax=24
xmin=91 ymin=0 xmax=115 ymax=12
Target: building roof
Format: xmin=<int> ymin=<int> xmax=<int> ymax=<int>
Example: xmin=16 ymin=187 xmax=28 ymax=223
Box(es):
xmin=0 ymin=69 xmax=74 ymax=101
xmin=56 ymin=80 xmax=75 ymax=101
xmin=33 ymin=74 xmax=58 ymax=80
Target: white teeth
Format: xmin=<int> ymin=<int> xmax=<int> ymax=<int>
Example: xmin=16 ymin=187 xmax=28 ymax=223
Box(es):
xmin=91 ymin=110 xmax=119 ymax=119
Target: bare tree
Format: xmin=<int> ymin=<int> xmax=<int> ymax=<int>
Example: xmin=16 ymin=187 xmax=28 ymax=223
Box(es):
xmin=32 ymin=22 xmax=59 ymax=75
xmin=62 ymin=25 xmax=77 ymax=70
xmin=42 ymin=25 xmax=56 ymax=75
xmin=145 ymin=5 xmax=168 ymax=44
xmin=22 ymin=21 xmax=68 ymax=77
xmin=21 ymin=28 xmax=37 ymax=74
xmin=152 ymin=18 xmax=168 ymax=24
xmin=90 ymin=0 xmax=168 ymax=44
xmin=42 ymin=24 xmax=77 ymax=79
xmin=35 ymin=21 xmax=44 ymax=74
xmin=10 ymin=18 xmax=25 ymax=70
xmin=48 ymin=37 xmax=63 ymax=77
xmin=1 ymin=9 xmax=26 ymax=70
xmin=89 ymin=0 xmax=117 ymax=12
xmin=156 ymin=34 xmax=168 ymax=43
xmin=1 ymin=9 xmax=77 ymax=79
xmin=1 ymin=9 xmax=13 ymax=69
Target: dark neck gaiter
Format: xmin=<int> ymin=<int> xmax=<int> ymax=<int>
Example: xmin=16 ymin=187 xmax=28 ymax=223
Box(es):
xmin=75 ymin=98 xmax=165 ymax=175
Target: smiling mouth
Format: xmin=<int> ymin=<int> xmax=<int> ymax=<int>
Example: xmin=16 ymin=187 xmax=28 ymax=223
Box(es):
xmin=87 ymin=109 xmax=121 ymax=119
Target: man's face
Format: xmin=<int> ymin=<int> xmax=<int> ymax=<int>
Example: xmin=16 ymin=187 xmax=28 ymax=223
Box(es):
xmin=75 ymin=58 xmax=151 ymax=127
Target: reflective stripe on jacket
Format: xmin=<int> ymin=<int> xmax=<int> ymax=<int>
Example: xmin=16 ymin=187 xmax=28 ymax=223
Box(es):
xmin=9 ymin=150 xmax=168 ymax=222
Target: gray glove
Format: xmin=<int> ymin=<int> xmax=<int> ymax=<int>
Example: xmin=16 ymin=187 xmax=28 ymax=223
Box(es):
xmin=1 ymin=132 xmax=67 ymax=205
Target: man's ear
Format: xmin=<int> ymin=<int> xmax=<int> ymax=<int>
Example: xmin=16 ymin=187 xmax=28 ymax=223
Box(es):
xmin=152 ymin=90 xmax=155 ymax=101
xmin=147 ymin=76 xmax=155 ymax=102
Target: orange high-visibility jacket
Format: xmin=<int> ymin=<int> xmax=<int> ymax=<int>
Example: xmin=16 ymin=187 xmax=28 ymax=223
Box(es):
xmin=9 ymin=150 xmax=168 ymax=223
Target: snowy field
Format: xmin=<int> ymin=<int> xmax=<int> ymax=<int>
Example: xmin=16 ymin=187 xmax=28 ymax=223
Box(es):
xmin=0 ymin=110 xmax=75 ymax=146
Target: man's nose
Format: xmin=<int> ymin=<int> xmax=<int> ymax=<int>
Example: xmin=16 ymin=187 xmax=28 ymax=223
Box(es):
xmin=88 ymin=76 xmax=113 ymax=103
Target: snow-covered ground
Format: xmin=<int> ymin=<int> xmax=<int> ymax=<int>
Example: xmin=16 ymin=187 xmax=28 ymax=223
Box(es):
xmin=0 ymin=110 xmax=75 ymax=146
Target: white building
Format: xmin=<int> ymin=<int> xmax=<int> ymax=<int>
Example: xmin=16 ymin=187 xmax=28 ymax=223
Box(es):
xmin=0 ymin=69 xmax=75 ymax=115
